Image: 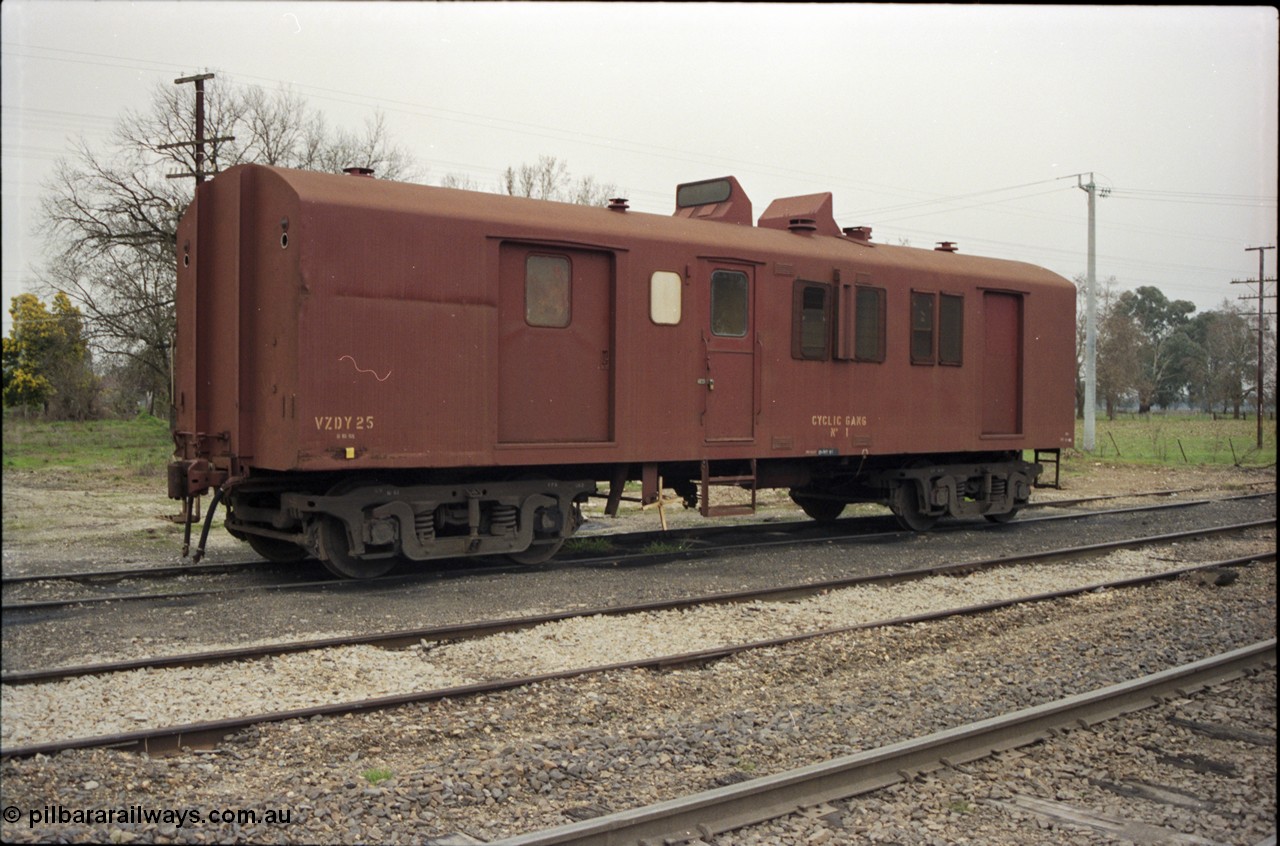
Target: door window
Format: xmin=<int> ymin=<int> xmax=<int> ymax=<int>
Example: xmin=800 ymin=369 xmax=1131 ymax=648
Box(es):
xmin=710 ymin=270 xmax=749 ymax=337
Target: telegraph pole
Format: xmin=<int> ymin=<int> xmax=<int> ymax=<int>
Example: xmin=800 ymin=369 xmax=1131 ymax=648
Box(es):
xmin=1076 ymin=174 xmax=1108 ymax=452
xmin=162 ymin=73 xmax=234 ymax=185
xmin=1234 ymin=245 xmax=1275 ymax=449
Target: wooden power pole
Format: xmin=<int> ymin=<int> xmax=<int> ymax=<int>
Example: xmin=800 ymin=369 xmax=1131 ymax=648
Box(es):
xmin=162 ymin=73 xmax=234 ymax=185
xmin=1234 ymin=245 xmax=1275 ymax=449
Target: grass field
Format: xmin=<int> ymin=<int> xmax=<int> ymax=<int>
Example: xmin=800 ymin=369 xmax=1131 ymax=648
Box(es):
xmin=1 ymin=412 xmax=1274 ymax=488
xmin=2 ymin=414 xmax=172 ymax=483
xmin=1071 ymin=413 xmax=1276 ymax=467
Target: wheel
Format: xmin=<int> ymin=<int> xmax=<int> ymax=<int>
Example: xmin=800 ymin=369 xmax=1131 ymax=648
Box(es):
xmin=246 ymin=534 xmax=308 ymax=563
xmin=507 ymin=538 xmax=564 ymax=565
xmin=319 ymin=516 xmax=396 ymax=579
xmin=891 ymin=483 xmax=938 ymax=532
xmin=790 ymin=492 xmax=845 ymax=522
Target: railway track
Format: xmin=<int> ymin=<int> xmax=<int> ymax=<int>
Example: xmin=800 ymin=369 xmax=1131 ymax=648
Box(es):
xmin=494 ymin=640 xmax=1276 ymax=846
xmin=2 ymin=529 xmax=1271 ymax=758
xmin=2 ymin=483 xmax=1266 ymax=590
xmin=3 ymin=507 xmax=1273 ymax=845
xmin=1 ymin=489 xmax=1271 ymax=614
xmin=2 ymin=519 xmax=1271 ymax=687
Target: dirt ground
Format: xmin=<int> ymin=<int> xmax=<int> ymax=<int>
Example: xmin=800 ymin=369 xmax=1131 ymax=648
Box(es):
xmin=2 ymin=460 xmax=1274 ymax=574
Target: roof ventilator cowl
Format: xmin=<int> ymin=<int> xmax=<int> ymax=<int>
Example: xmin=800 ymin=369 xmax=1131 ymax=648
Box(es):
xmin=935 ymin=241 xmax=958 ymax=252
xmin=758 ymin=192 xmax=841 ymax=237
xmin=343 ymin=167 xmax=375 ymax=178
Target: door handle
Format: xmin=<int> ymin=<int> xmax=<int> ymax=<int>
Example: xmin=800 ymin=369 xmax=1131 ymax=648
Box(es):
xmin=697 ymin=378 xmax=715 ymax=391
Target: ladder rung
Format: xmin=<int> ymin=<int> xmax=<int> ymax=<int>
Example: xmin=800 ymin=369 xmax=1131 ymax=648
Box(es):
xmin=703 ymin=505 xmax=756 ymax=517
xmin=699 ymin=459 xmax=758 ymax=518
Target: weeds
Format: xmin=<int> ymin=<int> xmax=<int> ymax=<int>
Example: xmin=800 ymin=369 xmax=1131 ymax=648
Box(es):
xmin=641 ymin=539 xmax=693 ymax=556
xmin=564 ymin=537 xmax=616 ymax=555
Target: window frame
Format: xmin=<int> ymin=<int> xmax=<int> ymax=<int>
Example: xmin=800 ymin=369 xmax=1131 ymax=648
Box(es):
xmin=938 ymin=292 xmax=964 ymax=366
xmin=910 ymin=290 xmax=936 ymax=365
xmin=709 ymin=269 xmax=750 ymax=338
xmin=791 ymin=280 xmax=832 ymax=360
xmin=850 ymin=284 xmax=886 ymax=363
xmin=524 ymin=253 xmax=572 ymax=328
xmin=649 ymin=270 xmax=683 ymax=326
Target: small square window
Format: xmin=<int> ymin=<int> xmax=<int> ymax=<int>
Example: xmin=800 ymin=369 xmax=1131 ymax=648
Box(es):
xmin=526 ymin=255 xmax=570 ymax=327
xmin=650 ymin=271 xmax=682 ymax=325
xmin=792 ymin=281 xmax=830 ymax=360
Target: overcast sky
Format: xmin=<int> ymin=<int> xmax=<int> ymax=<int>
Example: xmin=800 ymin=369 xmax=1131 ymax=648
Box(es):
xmin=3 ymin=2 xmax=1277 ymax=333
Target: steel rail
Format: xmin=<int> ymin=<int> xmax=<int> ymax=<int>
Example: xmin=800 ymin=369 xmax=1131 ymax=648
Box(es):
xmin=493 ymin=639 xmax=1277 ymax=846
xmin=1 ymin=492 xmax=1271 ymax=614
xmin=2 ymin=522 xmax=1272 ymax=685
xmin=1023 ymin=485 xmax=1273 ymax=510
xmin=1 ymin=551 xmax=1271 ymax=760
xmin=0 ymin=559 xmax=264 ymax=589
xmin=2 ymin=487 xmax=1270 ymax=592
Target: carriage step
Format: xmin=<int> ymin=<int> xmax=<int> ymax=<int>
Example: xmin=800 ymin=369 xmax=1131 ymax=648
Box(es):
xmin=1033 ymin=448 xmax=1061 ymax=489
xmin=699 ymin=459 xmax=758 ymax=519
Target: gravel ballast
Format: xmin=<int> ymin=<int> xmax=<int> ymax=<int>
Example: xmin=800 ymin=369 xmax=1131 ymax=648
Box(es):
xmin=2 ymin=537 xmax=1270 ymax=749
xmin=2 ymin=543 xmax=1274 ymax=844
xmin=3 ymin=463 xmax=1273 ymax=843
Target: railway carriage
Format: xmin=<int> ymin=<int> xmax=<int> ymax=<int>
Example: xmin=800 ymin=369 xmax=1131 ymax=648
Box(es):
xmin=168 ymin=165 xmax=1076 ymax=577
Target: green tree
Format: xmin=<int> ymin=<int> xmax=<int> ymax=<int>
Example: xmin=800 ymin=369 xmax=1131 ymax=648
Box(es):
xmin=2 ymin=293 xmax=99 ymax=419
xmin=1185 ymin=304 xmax=1256 ymax=417
xmin=1113 ymin=286 xmax=1196 ymax=411
xmin=1096 ymin=301 xmax=1144 ymax=419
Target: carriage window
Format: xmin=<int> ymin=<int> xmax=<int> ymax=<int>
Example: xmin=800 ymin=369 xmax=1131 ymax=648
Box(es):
xmin=911 ymin=291 xmax=935 ymax=364
xmin=525 ymin=255 xmax=571 ymax=327
xmin=855 ymin=285 xmax=886 ymax=362
xmin=939 ymin=293 xmax=963 ymax=365
xmin=710 ymin=270 xmax=748 ymax=337
xmin=792 ymin=281 xmax=830 ymax=360
xmin=650 ymin=271 xmax=682 ymax=325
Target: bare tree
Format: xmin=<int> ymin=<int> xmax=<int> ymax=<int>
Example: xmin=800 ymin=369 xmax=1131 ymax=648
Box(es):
xmin=499 ymin=155 xmax=619 ymax=206
xmin=440 ymin=172 xmax=481 ymax=191
xmin=35 ymin=78 xmax=421 ymax=414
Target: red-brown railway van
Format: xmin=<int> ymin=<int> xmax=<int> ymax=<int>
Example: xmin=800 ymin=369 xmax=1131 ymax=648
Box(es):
xmin=170 ymin=166 xmax=1076 ymax=577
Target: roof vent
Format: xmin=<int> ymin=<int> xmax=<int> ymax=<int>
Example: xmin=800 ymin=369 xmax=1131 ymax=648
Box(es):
xmin=343 ymin=167 xmax=375 ymax=178
xmin=843 ymin=226 xmax=873 ymax=242
xmin=758 ymin=193 xmax=841 ymax=237
xmin=608 ymin=197 xmax=630 ymax=212
xmin=935 ymin=241 xmax=958 ymax=253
